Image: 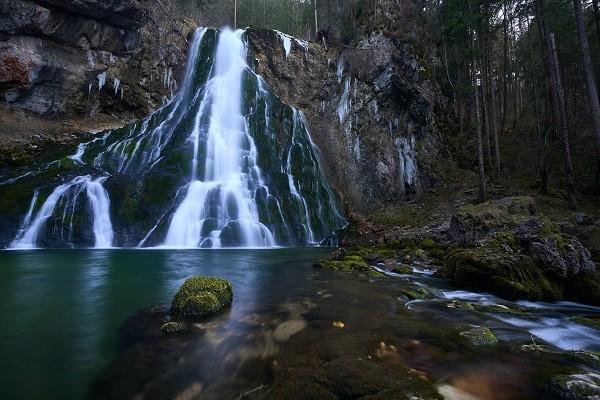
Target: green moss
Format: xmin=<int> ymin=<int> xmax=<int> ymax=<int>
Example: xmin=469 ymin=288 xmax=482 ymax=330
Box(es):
xmin=175 ymin=292 xmax=220 ymax=319
xmin=459 ymin=326 xmax=498 ymax=346
xmin=170 ymin=276 xmax=233 ymax=320
xmin=399 ymin=287 xmax=432 ymax=301
xmin=160 ymin=321 xmax=187 ymax=335
xmin=471 ymin=303 xmax=529 ymax=316
xmin=317 ymin=257 xmax=370 ymax=272
xmin=392 ymin=264 xmax=413 ymax=274
xmin=420 ymin=238 xmax=437 ymax=249
xmin=443 ymin=243 xmax=563 ymax=302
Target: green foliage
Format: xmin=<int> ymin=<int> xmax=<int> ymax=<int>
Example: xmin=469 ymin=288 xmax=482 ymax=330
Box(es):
xmin=170 ymin=276 xmax=233 ymax=320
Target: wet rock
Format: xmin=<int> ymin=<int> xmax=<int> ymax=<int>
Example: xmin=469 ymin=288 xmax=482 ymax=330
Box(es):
xmin=442 ymin=239 xmax=562 ymax=302
xmin=459 ymin=326 xmax=498 ymax=346
xmin=547 ymin=373 xmax=600 ymax=400
xmin=565 ymin=351 xmax=600 ymax=370
xmin=471 ymin=303 xmax=529 ymax=316
xmin=399 ymin=287 xmax=432 ymax=301
xmin=170 ymin=276 xmax=233 ymax=320
xmin=273 ymin=320 xmax=307 ymax=342
xmin=315 ymin=255 xmax=371 ymax=272
xmin=160 ymin=321 xmax=187 ymax=335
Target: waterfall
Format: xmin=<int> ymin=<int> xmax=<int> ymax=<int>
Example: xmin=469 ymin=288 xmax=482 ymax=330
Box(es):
xmin=86 ymin=177 xmax=114 ymax=248
xmin=3 ymin=27 xmax=345 ymax=249
xmin=10 ymin=176 xmax=113 ymax=249
xmin=163 ymin=28 xmax=275 ymax=248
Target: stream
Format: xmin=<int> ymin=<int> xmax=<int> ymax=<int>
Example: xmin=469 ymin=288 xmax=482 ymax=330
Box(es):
xmin=1 ymin=248 xmax=598 ymax=399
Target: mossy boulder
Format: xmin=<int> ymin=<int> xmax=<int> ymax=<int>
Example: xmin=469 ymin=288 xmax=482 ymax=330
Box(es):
xmin=459 ymin=325 xmax=498 ymax=346
xmin=392 ymin=264 xmax=413 ymax=274
xmin=442 ymin=240 xmax=562 ymax=302
xmin=316 ymin=255 xmax=370 ymax=272
xmin=160 ymin=321 xmax=187 ymax=335
xmin=449 ymin=196 xmax=536 ymax=243
xmin=170 ymin=276 xmax=233 ymax=320
xmin=399 ymin=287 xmax=432 ymax=301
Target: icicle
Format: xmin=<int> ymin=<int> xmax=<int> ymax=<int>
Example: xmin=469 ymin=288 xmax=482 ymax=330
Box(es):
xmin=97 ymin=71 xmax=107 ymax=91
xmin=113 ymin=77 xmax=120 ymax=95
xmin=337 ymin=56 xmax=344 ymax=84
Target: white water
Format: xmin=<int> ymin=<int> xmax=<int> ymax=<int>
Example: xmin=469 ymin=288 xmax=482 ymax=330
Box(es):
xmin=86 ymin=177 xmax=114 ymax=248
xmin=11 ymin=176 xmax=114 ymax=249
xmin=163 ymin=28 xmax=275 ymax=248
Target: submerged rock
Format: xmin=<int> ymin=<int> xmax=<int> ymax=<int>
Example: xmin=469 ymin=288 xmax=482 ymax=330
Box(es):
xmin=160 ymin=321 xmax=187 ymax=335
xmin=170 ymin=276 xmax=233 ymax=320
xmin=459 ymin=326 xmax=498 ymax=346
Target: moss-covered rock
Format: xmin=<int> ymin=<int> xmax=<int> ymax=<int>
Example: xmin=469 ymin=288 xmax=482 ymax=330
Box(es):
xmin=459 ymin=325 xmax=498 ymax=346
xmin=170 ymin=276 xmax=233 ymax=320
xmin=316 ymin=255 xmax=370 ymax=272
xmin=392 ymin=264 xmax=413 ymax=274
xmin=471 ymin=303 xmax=529 ymax=316
xmin=399 ymin=287 xmax=432 ymax=301
xmin=449 ymin=196 xmax=537 ymax=243
xmin=547 ymin=372 xmax=600 ymax=400
xmin=160 ymin=321 xmax=187 ymax=335
xmin=442 ymin=240 xmax=563 ymax=302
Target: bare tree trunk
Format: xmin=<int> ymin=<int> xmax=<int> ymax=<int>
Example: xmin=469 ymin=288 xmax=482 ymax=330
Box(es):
xmin=549 ymin=32 xmax=576 ymax=209
xmin=471 ymin=32 xmax=487 ymax=203
xmin=479 ymin=29 xmax=493 ymax=169
xmin=501 ymin=0 xmax=509 ymax=135
xmin=573 ymin=0 xmax=600 ymax=192
xmin=529 ymin=16 xmax=548 ymax=193
xmin=536 ymin=0 xmax=576 ymax=209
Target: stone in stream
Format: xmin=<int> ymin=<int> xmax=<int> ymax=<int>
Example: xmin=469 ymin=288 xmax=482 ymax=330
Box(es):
xmin=459 ymin=326 xmax=498 ymax=346
xmin=170 ymin=276 xmax=233 ymax=321
xmin=547 ymin=373 xmax=600 ymax=400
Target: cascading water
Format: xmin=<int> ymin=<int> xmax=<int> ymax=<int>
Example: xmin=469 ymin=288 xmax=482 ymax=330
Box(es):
xmin=2 ymin=27 xmax=345 ymax=249
xmin=10 ymin=175 xmax=114 ymax=249
xmin=163 ymin=29 xmax=274 ymax=248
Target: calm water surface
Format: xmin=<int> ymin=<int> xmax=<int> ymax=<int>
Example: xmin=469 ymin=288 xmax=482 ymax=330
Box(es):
xmin=1 ymin=248 xmax=599 ymax=400
xmin=0 ymin=248 xmax=331 ymax=399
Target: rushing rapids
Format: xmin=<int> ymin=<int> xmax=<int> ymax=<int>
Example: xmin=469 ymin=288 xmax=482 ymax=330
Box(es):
xmin=0 ymin=28 xmax=345 ymax=249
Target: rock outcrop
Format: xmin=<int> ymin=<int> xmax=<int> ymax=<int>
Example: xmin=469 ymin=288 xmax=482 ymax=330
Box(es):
xmin=0 ymin=0 xmax=196 ymax=165
xmin=246 ymin=1 xmax=443 ymax=211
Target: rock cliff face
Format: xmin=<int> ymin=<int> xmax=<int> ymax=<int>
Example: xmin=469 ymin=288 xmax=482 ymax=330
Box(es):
xmin=247 ymin=2 xmax=443 ymax=211
xmin=0 ymin=0 xmax=196 ymax=165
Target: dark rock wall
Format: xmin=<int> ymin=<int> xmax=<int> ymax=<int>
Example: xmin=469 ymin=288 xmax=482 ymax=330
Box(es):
xmin=248 ymin=26 xmax=443 ymax=212
xmin=0 ymin=0 xmax=197 ymax=163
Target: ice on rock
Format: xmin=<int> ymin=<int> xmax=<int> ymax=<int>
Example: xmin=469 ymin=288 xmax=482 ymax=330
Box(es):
xmin=97 ymin=71 xmax=107 ymax=91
